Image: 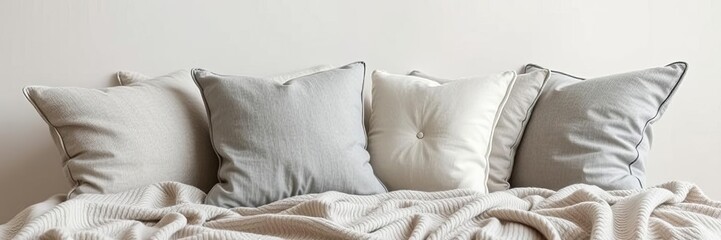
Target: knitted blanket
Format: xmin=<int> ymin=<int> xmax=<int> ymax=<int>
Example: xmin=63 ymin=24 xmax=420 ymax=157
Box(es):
xmin=2 ymin=181 xmax=720 ymax=239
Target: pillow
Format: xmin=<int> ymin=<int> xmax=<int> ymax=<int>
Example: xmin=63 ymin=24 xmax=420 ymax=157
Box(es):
xmin=368 ymin=70 xmax=517 ymax=193
xmin=118 ymin=65 xmax=335 ymax=85
xmin=24 ymin=70 xmax=218 ymax=197
xmin=511 ymin=62 xmax=688 ymax=190
xmin=116 ymin=71 xmax=152 ymax=84
xmin=409 ymin=69 xmax=550 ymax=192
xmin=193 ymin=62 xmax=387 ymax=208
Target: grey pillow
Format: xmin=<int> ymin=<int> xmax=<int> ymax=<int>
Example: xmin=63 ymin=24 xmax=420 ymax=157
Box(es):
xmin=511 ymin=62 xmax=688 ymax=190
xmin=409 ymin=69 xmax=550 ymax=192
xmin=24 ymin=70 xmax=218 ymax=197
xmin=193 ymin=62 xmax=387 ymax=208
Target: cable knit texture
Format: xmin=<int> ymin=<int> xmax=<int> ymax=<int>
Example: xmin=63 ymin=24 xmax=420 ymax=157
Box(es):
xmin=2 ymin=181 xmax=721 ymax=239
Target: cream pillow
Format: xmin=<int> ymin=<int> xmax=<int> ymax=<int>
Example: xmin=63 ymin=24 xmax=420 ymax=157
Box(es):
xmin=409 ymin=69 xmax=550 ymax=192
xmin=368 ymin=70 xmax=516 ymax=193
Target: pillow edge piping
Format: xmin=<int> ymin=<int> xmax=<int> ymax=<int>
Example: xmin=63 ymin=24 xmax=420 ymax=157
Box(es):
xmin=21 ymin=86 xmax=80 ymax=197
xmin=627 ymin=61 xmax=689 ymax=188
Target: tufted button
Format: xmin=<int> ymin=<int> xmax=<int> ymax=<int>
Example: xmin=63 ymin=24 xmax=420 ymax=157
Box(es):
xmin=416 ymin=132 xmax=424 ymax=139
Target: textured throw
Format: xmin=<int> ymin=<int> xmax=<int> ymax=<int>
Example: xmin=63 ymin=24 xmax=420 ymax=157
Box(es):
xmin=2 ymin=181 xmax=721 ymax=239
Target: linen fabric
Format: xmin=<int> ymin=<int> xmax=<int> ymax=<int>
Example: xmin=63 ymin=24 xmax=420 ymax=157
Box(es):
xmin=193 ymin=62 xmax=386 ymax=208
xmin=6 ymin=181 xmax=719 ymax=240
xmin=369 ymin=70 xmax=516 ymax=193
xmin=410 ymin=69 xmax=550 ymax=192
xmin=24 ymin=70 xmax=218 ymax=197
xmin=511 ymin=62 xmax=688 ymax=190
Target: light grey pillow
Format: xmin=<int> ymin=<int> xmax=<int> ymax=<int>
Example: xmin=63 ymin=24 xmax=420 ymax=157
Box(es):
xmin=193 ymin=62 xmax=387 ymax=208
xmin=409 ymin=69 xmax=550 ymax=192
xmin=24 ymin=70 xmax=218 ymax=197
xmin=511 ymin=62 xmax=688 ymax=190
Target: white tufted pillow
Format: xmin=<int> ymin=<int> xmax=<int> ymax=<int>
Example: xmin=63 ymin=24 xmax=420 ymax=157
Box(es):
xmin=368 ymin=70 xmax=516 ymax=193
xmin=409 ymin=69 xmax=550 ymax=192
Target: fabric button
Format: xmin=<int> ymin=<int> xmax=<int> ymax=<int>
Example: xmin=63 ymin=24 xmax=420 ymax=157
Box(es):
xmin=416 ymin=132 xmax=424 ymax=139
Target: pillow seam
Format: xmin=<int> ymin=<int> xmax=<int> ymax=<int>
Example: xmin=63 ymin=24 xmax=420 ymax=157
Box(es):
xmin=22 ymin=86 xmax=80 ymax=197
xmin=116 ymin=72 xmax=125 ymax=86
xmin=525 ymin=64 xmax=585 ymax=80
xmin=190 ymin=69 xmax=225 ymax=186
xmin=503 ymin=69 xmax=551 ymax=190
xmin=627 ymin=61 xmax=688 ymax=188
xmin=487 ymin=71 xmax=518 ymax=193
xmin=356 ymin=63 xmax=389 ymax=192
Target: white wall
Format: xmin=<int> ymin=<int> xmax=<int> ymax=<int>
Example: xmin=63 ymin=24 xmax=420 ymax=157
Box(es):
xmin=1 ymin=0 xmax=719 ymax=222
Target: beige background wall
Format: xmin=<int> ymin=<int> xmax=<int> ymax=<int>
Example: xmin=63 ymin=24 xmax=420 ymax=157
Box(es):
xmin=1 ymin=0 xmax=719 ymax=221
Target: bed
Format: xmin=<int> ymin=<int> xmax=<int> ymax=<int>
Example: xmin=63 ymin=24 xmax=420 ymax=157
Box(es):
xmin=5 ymin=62 xmax=720 ymax=239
